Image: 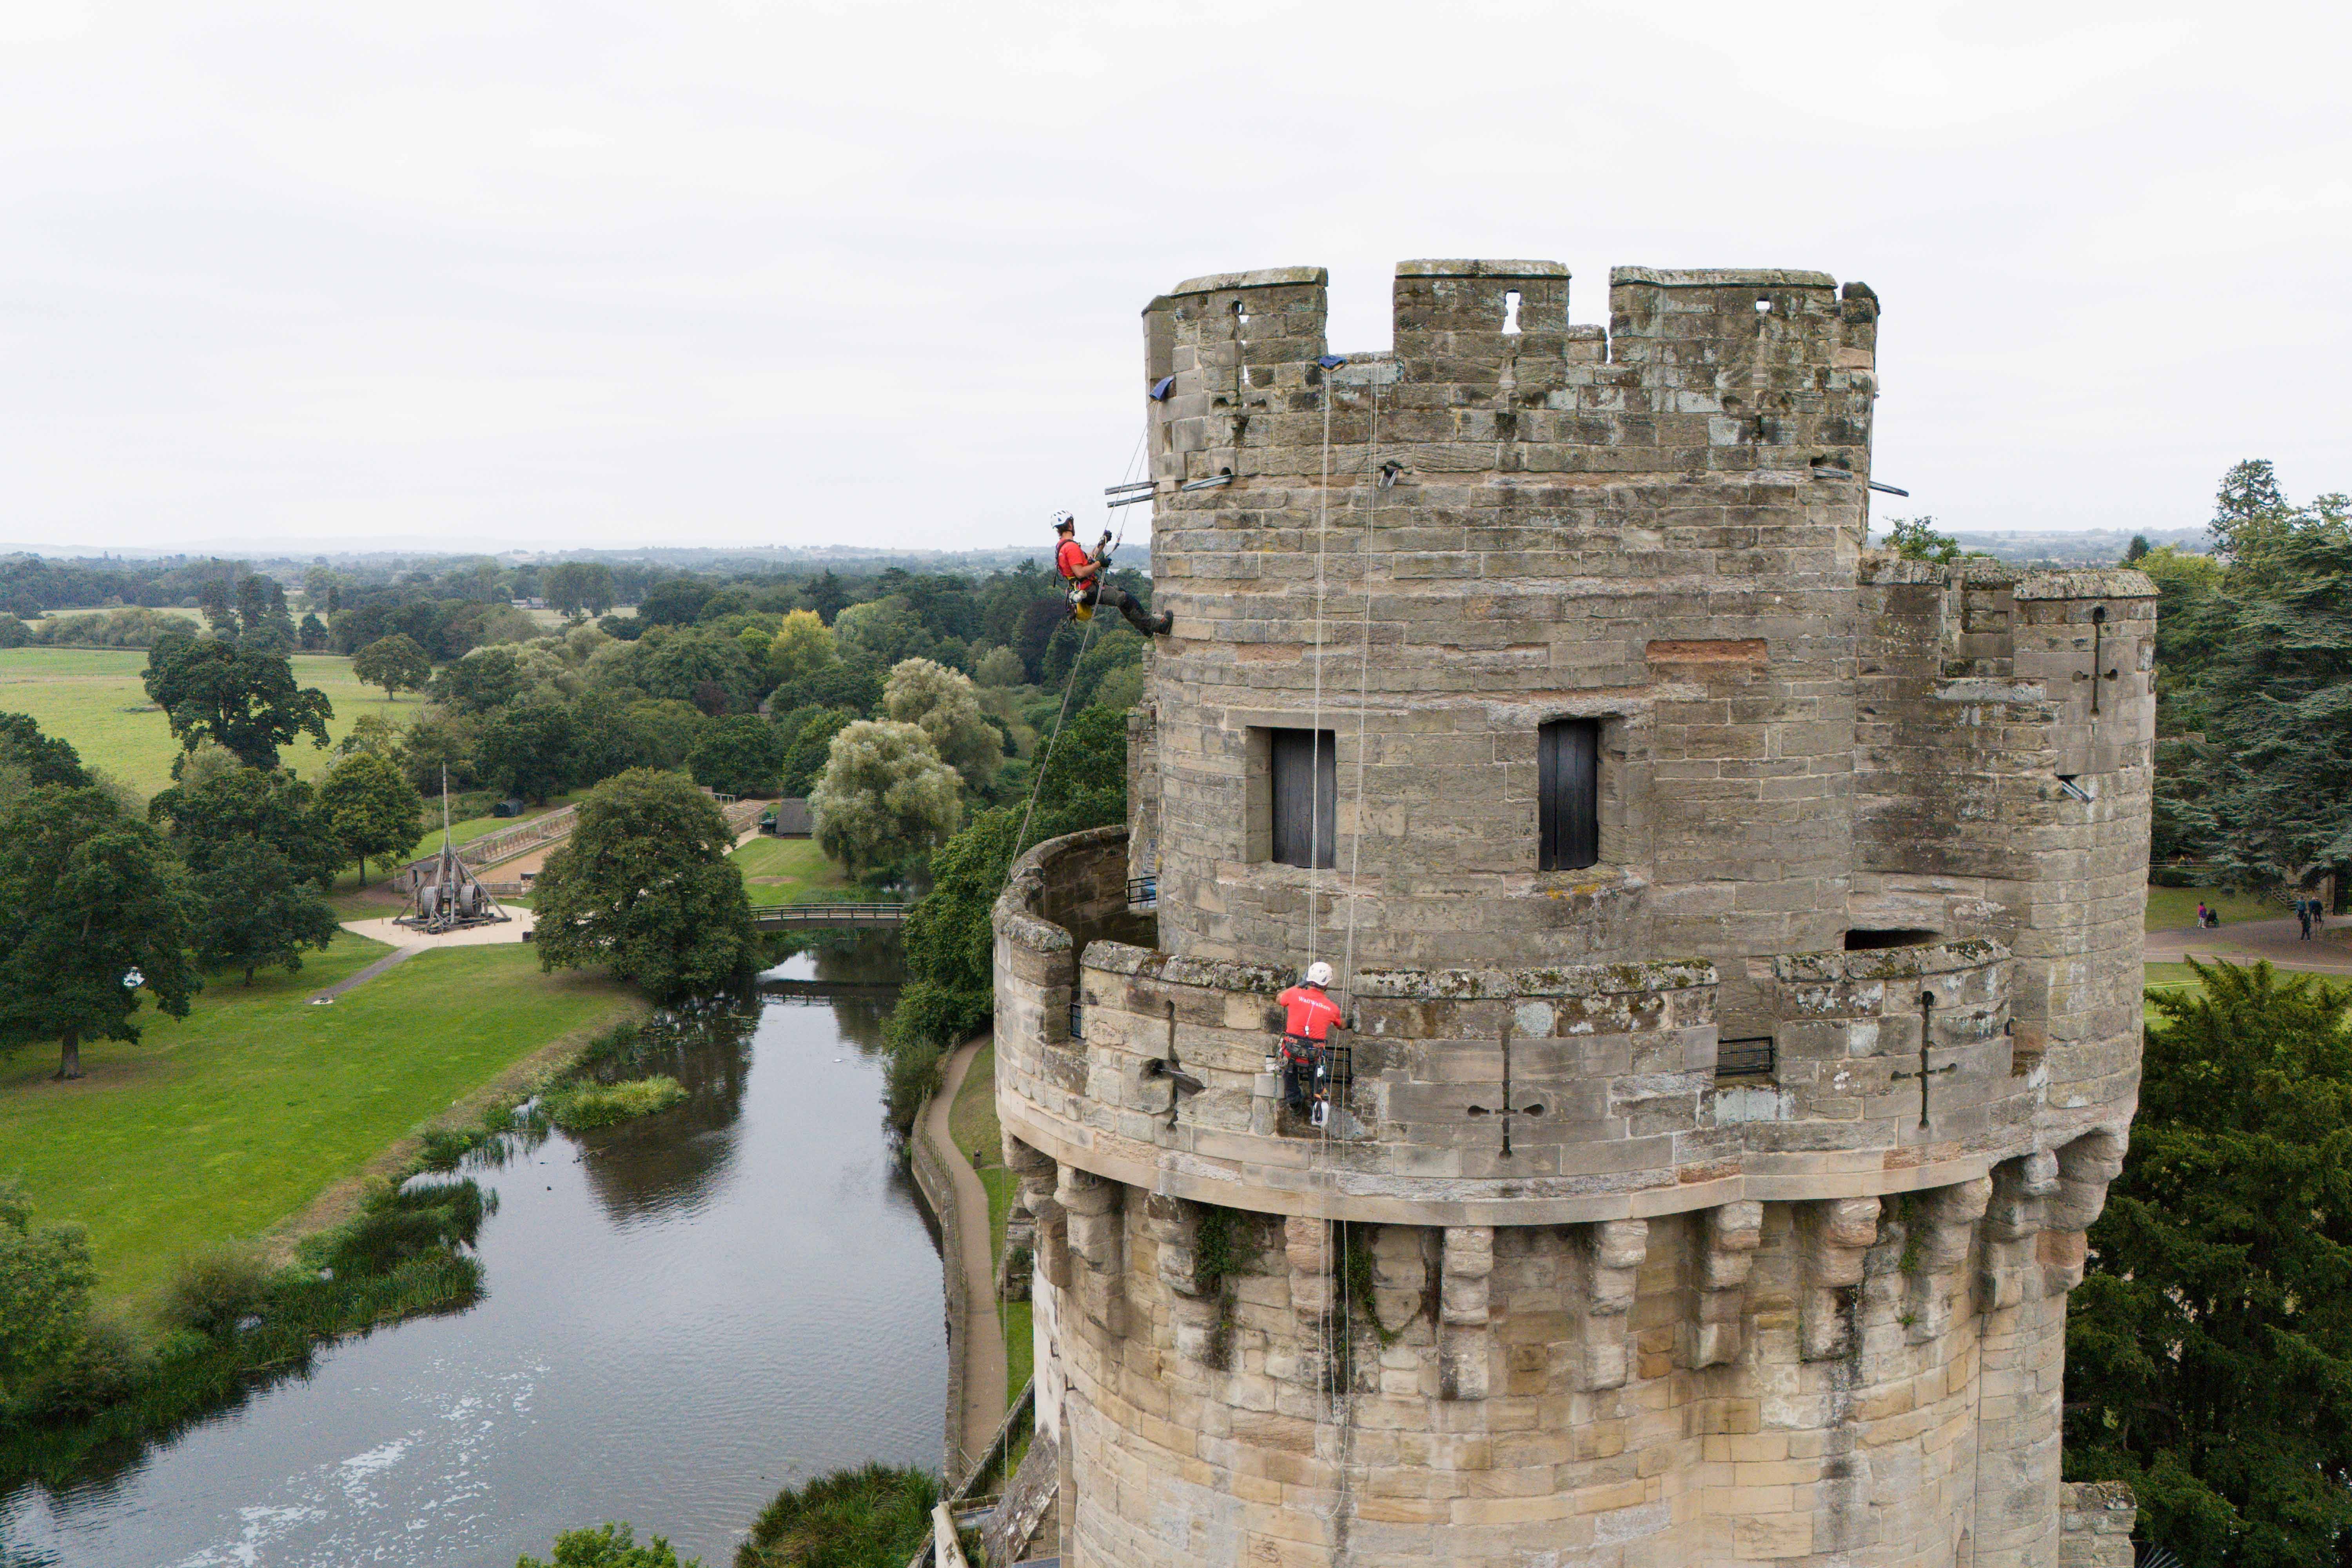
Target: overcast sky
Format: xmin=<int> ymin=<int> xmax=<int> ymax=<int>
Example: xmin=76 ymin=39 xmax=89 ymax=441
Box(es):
xmin=3 ymin=0 xmax=2344 ymax=557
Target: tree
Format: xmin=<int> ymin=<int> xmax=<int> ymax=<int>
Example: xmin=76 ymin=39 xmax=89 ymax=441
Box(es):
xmin=2210 ymin=457 xmax=2295 ymax=561
xmin=298 ymin=612 xmax=329 ymax=651
xmin=0 ymin=1179 xmax=96 ymax=1404
xmin=832 ymin=595 xmax=935 ymax=668
xmin=353 ymin=633 xmax=432 ymax=702
xmin=531 ymin=769 xmax=758 ymax=1000
xmin=477 ymin=702 xmax=578 ymax=804
xmin=766 ymin=610 xmax=838 ymax=688
xmin=0 ymin=614 xmax=26 ymax=649
xmin=318 ymin=752 xmax=426 ymax=886
xmin=1882 ymin=515 xmax=1962 ymax=564
xmin=688 ymin=714 xmax=787 ymax=797
xmin=143 ymin=633 xmax=334 ymax=771
xmin=335 ymin=710 xmax=410 ymax=763
xmin=149 ymin=766 xmax=341 ymax=889
xmin=882 ymin=657 xmax=1003 ymax=792
xmin=973 ymin=646 xmax=1024 ymax=688
xmin=0 ymin=785 xmax=199 ymax=1079
xmin=629 ymin=628 xmax=756 ymax=712
xmin=431 ymin=646 xmax=526 ymax=713
xmin=190 ymin=837 xmax=341 ymax=985
xmin=2066 ymin=960 xmax=2352 ymax=1568
xmin=0 ymin=713 xmax=91 ymax=789
xmin=885 ymin=701 xmax=1131 ymax=1110
xmin=2122 ymin=534 xmax=2152 ymax=564
xmin=515 ymin=1521 xmax=698 ymax=1568
xmin=775 ymin=706 xmax=855 ymax=797
xmin=544 ymin=561 xmax=617 ymax=617
xmin=810 ymin=720 xmax=962 ymax=880
xmin=804 ymin=569 xmax=849 ymax=625
xmin=2162 ymin=515 xmax=2352 ymax=887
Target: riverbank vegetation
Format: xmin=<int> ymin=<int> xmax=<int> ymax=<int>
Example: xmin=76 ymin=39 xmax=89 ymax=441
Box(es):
xmin=0 ymin=1154 xmax=495 ymax=1485
xmin=735 ymin=1461 xmax=940 ymax=1568
xmin=546 ymin=1075 xmax=688 ymax=1131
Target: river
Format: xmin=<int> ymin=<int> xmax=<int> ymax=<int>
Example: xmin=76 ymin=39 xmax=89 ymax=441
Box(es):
xmin=0 ymin=937 xmax=946 ymax=1568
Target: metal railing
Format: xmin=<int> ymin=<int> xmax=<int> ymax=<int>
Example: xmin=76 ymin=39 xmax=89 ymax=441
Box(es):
xmin=1126 ymin=875 xmax=1157 ymax=910
xmin=747 ymin=900 xmax=907 ymax=930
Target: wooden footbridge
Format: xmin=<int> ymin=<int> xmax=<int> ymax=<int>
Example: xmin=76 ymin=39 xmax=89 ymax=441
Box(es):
xmin=749 ymin=900 xmax=907 ymax=932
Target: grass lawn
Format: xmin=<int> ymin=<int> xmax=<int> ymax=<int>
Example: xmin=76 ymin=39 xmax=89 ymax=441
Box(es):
xmin=2145 ymin=883 xmax=2277 ymax=932
xmin=0 ymin=646 xmax=412 ymax=800
xmin=731 ymin=835 xmax=852 ymax=904
xmin=0 ymin=940 xmax=637 ymax=1306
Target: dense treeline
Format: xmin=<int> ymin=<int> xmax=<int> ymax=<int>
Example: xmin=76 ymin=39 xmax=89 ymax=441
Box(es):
xmin=2139 ymin=460 xmax=2352 ymax=892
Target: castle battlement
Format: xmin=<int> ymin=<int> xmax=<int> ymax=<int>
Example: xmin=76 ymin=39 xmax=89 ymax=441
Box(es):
xmin=995 ymin=261 xmax=2147 ymax=1568
xmin=1145 ymin=261 xmax=1877 ymax=489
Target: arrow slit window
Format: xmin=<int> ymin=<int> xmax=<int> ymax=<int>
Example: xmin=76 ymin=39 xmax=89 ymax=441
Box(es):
xmin=1539 ymin=719 xmax=1601 ymax=872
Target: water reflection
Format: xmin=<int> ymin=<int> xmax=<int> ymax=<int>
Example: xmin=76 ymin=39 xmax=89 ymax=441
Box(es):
xmin=0 ymin=936 xmax=944 ymax=1568
xmin=576 ymin=1006 xmax=758 ymax=1224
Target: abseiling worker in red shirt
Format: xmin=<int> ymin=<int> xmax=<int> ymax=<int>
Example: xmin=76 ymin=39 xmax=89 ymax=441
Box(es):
xmin=1054 ymin=512 xmax=1172 ymax=637
xmin=1276 ymin=960 xmax=1344 ymax=1124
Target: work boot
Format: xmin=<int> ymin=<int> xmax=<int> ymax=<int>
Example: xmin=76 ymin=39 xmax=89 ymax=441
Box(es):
xmin=1147 ymin=610 xmax=1174 ymax=635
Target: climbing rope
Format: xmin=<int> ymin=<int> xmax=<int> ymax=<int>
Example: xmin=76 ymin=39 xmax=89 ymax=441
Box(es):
xmin=1011 ymin=426 xmax=1150 ymax=863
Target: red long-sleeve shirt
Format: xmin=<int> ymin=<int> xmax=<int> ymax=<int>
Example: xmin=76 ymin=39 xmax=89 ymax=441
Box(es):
xmin=1276 ymin=984 xmax=1342 ymax=1042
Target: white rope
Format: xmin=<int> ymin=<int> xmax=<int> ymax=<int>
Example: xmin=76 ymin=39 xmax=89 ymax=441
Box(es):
xmin=1339 ymin=392 xmax=1379 ymax=1018
xmin=1011 ymin=425 xmax=1151 ymax=862
xmin=1307 ymin=369 xmax=1334 ymax=968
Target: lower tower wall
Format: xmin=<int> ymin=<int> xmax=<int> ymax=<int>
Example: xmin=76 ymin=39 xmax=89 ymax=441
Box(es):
xmin=1026 ymin=1175 xmax=2080 ymax=1568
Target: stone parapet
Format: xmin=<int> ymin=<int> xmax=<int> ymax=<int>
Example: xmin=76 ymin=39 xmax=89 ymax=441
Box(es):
xmin=997 ymin=828 xmax=2076 ymax=1228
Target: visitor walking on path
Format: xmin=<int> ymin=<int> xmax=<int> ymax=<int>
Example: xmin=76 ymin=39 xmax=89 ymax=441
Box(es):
xmin=2299 ymin=897 xmax=2315 ymax=940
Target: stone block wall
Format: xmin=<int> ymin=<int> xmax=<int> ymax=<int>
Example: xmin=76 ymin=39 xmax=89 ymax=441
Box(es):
xmin=996 ymin=832 xmax=2051 ymax=1230
xmin=1016 ymin=1160 xmax=2100 ymax=1568
xmin=1140 ymin=260 xmax=1874 ymax=980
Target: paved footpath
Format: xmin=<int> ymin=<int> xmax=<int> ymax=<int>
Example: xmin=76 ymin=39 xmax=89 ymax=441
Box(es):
xmin=928 ymin=1034 xmax=1009 ymax=1476
xmin=2145 ymin=913 xmax=2352 ymax=975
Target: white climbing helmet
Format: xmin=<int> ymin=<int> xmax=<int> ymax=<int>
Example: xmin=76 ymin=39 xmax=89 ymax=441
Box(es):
xmin=1305 ymin=961 xmax=1333 ymax=987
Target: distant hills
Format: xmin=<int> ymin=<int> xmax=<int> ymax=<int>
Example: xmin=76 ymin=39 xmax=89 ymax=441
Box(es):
xmin=6 ymin=530 xmax=2197 ymax=574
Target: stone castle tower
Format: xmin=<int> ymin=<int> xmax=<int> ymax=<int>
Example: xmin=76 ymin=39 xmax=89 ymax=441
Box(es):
xmin=990 ymin=260 xmax=2152 ymax=1568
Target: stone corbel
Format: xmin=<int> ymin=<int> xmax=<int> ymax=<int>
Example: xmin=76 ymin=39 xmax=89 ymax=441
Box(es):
xmin=1685 ymin=1201 xmax=1762 ymax=1368
xmin=1980 ymin=1151 xmax=2057 ymax=1312
xmin=1440 ymin=1225 xmax=1494 ymax=1399
xmin=1798 ymin=1197 xmax=1880 ymax=1361
xmin=1148 ymin=1195 xmax=1219 ymax=1362
xmin=1282 ymin=1215 xmax=1333 ymax=1387
xmin=1058 ymin=1166 xmax=1126 ymax=1337
xmin=2043 ymin=1132 xmax=2127 ymax=1296
xmin=1903 ymin=1176 xmax=1991 ymax=1345
xmin=1577 ymin=1219 xmax=1648 ymax=1390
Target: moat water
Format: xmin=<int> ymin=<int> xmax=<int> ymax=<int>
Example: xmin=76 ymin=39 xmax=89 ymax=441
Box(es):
xmin=0 ymin=937 xmax=946 ymax=1568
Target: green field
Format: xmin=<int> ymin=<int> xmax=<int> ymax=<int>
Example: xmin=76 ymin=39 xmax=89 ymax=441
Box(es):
xmin=2145 ymin=883 xmax=2277 ymax=931
xmin=0 ymin=646 xmax=412 ymax=799
xmin=731 ymin=835 xmax=852 ymax=904
xmin=0 ymin=941 xmax=636 ymax=1304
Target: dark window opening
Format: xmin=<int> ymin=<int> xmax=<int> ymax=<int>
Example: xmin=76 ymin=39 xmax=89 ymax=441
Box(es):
xmin=1270 ymin=728 xmax=1336 ymax=869
xmin=1538 ymin=719 xmax=1600 ymax=871
xmin=1843 ymin=928 xmax=1940 ymax=951
xmin=1717 ymin=1037 xmax=1776 ymax=1078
